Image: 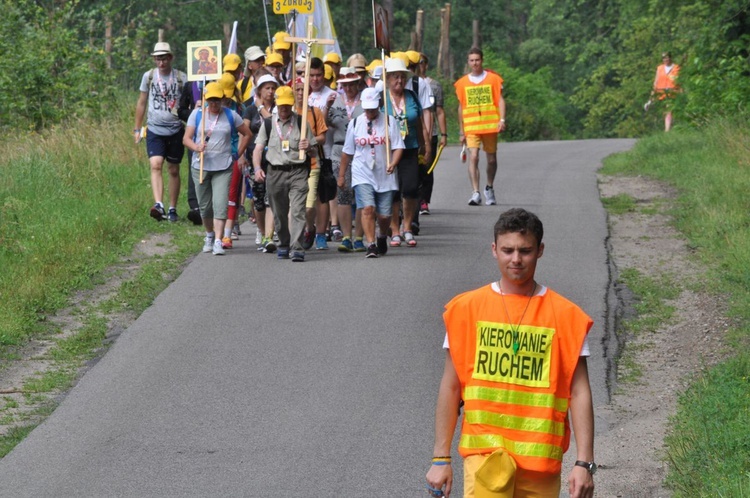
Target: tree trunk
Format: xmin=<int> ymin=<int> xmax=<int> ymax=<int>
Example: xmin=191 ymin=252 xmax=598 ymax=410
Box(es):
xmin=415 ymin=9 xmax=424 ymax=52
xmin=472 ymin=20 xmax=480 ymax=49
xmin=352 ymin=0 xmax=359 ymax=53
xmin=158 ymin=29 xmax=164 ymax=43
xmin=438 ymin=3 xmax=452 ymax=78
xmin=105 ymin=21 xmax=112 ymax=69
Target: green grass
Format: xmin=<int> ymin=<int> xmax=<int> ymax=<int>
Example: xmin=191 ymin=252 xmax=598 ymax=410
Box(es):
xmin=601 ymin=117 xmax=750 ymax=495
xmin=0 ymin=91 xmax=204 ymax=457
xmin=601 ymin=193 xmax=637 ymax=215
xmin=618 ymin=268 xmax=679 ymax=336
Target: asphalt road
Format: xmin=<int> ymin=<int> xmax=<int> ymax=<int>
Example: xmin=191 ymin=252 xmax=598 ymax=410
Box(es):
xmin=0 ymin=139 xmax=635 ymax=497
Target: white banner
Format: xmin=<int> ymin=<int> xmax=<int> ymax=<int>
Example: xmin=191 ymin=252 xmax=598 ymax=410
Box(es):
xmin=292 ymin=0 xmax=341 ymax=60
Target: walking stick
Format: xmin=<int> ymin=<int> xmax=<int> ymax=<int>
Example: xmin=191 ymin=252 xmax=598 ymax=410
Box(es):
xmin=199 ymin=76 xmax=206 ymax=184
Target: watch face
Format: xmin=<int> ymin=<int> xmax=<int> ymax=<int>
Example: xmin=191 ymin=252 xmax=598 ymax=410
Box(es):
xmin=589 ymin=462 xmax=597 ymax=475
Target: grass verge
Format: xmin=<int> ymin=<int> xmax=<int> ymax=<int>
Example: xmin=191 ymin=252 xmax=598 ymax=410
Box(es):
xmin=601 ymin=118 xmax=750 ymax=496
xmin=0 ymin=92 xmax=204 ymax=456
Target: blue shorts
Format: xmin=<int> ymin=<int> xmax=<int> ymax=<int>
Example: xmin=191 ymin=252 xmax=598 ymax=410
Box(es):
xmin=354 ymin=184 xmax=394 ymax=216
xmin=146 ymin=128 xmax=185 ymax=164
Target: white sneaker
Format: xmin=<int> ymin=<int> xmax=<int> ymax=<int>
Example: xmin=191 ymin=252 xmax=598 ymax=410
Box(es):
xmin=468 ymin=191 xmax=481 ymax=206
xmin=202 ymin=236 xmax=214 ymax=253
xmin=212 ymin=238 xmax=226 ymax=256
xmin=484 ymin=186 xmax=497 ymax=205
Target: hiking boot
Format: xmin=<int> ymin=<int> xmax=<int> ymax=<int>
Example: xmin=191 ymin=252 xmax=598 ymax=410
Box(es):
xmin=468 ymin=191 xmax=481 ymax=206
xmin=167 ymin=208 xmax=179 ymax=223
xmin=338 ymin=238 xmax=353 ymax=252
xmin=353 ymin=239 xmax=366 ymax=252
xmin=315 ymin=234 xmax=328 ymax=250
xmin=187 ymin=208 xmax=202 ymax=225
xmin=291 ymin=251 xmax=305 ymax=262
xmin=366 ymin=244 xmax=379 ymax=258
xmin=202 ymin=235 xmax=214 ymax=253
xmin=150 ymin=203 xmax=166 ymax=221
xmin=376 ymin=236 xmax=388 ymax=256
xmin=302 ymin=230 xmax=315 ymax=250
xmin=212 ymin=238 xmax=226 ymax=255
xmin=484 ymin=186 xmax=497 ymax=206
xmin=221 ymin=237 xmax=233 ymax=249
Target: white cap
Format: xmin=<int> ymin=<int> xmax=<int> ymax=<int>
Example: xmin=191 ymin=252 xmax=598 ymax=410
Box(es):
xmin=244 ymin=46 xmax=265 ymax=62
xmin=361 ymin=88 xmax=381 ymax=110
xmin=256 ymin=74 xmax=279 ymax=89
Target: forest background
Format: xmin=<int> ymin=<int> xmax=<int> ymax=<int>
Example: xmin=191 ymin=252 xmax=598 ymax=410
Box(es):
xmin=1 ymin=0 xmax=748 ymax=138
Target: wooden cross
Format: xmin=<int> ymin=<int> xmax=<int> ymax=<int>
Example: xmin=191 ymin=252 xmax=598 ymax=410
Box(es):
xmin=286 ymin=18 xmax=335 ymax=160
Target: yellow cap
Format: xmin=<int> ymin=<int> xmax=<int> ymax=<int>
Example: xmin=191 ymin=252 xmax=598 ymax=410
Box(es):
xmin=218 ymin=73 xmax=237 ymax=98
xmin=273 ymin=40 xmax=291 ymax=51
xmin=223 ymin=53 xmax=242 ymax=72
xmin=324 ymin=52 xmax=342 ymax=64
xmin=266 ymin=53 xmax=284 ymax=66
xmin=366 ymin=59 xmax=383 ymax=73
xmin=392 ymin=52 xmax=410 ymax=66
xmin=204 ymin=82 xmax=224 ymax=100
xmin=275 ymin=85 xmax=295 ymax=106
xmin=324 ymin=65 xmax=333 ymax=80
xmin=405 ymin=50 xmax=421 ymax=65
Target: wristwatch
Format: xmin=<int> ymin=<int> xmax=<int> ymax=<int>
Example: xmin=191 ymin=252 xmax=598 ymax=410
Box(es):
xmin=574 ymin=460 xmax=597 ymax=475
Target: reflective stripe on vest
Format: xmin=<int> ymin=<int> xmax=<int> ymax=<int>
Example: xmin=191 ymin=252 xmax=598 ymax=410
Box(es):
xmin=458 ymin=80 xmax=501 ymax=135
xmin=464 ymin=386 xmax=569 ymax=413
xmin=460 ymin=433 xmax=564 ymax=462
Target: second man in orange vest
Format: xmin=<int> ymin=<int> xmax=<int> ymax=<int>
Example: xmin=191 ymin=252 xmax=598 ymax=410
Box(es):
xmin=454 ymin=48 xmax=506 ymax=207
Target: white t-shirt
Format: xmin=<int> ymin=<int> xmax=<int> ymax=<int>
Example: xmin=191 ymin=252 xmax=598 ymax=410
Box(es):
xmin=308 ymin=86 xmax=339 ymax=111
xmin=442 ymin=282 xmax=591 ymax=357
xmin=468 ymin=70 xmax=487 ymax=85
xmin=342 ymin=113 xmax=405 ymax=192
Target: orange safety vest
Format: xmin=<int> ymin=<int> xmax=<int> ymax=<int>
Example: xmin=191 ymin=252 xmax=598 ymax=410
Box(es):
xmin=454 ymin=72 xmax=503 ymax=135
xmin=443 ymin=285 xmax=592 ymax=474
xmin=654 ymin=64 xmax=680 ymax=98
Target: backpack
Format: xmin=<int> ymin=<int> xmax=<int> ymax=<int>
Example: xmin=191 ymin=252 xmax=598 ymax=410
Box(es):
xmin=147 ymin=69 xmax=185 ymax=93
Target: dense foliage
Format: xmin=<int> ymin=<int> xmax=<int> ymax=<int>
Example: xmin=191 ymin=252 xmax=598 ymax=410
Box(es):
xmin=1 ymin=0 xmax=748 ymax=137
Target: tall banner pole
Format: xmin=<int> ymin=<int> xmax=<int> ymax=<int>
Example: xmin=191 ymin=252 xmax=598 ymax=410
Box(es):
xmin=262 ymin=0 xmax=272 ymax=47
xmin=382 ymin=49 xmax=390 ymax=169
xmin=199 ymin=75 xmax=206 ymax=184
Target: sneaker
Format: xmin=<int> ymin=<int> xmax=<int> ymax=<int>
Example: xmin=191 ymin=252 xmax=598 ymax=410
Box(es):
xmin=376 ymin=236 xmax=388 ymax=256
xmin=468 ymin=191 xmax=481 ymax=206
xmin=212 ymin=238 xmax=225 ymax=255
xmin=167 ymin=208 xmax=179 ymax=223
xmin=277 ymin=249 xmax=289 ymax=259
xmin=353 ymin=239 xmax=366 ymax=252
xmin=420 ymin=202 xmax=430 ymax=215
xmin=315 ymin=234 xmax=328 ymax=250
xmin=301 ymin=230 xmax=315 ymax=250
xmin=291 ymin=251 xmax=305 ymax=262
xmin=221 ymin=237 xmax=233 ymax=249
xmin=202 ymin=235 xmax=214 ymax=253
xmin=232 ymin=225 xmax=241 ymax=239
xmin=366 ymin=244 xmax=379 ymax=258
xmin=411 ymin=221 xmax=420 ymax=236
xmin=404 ymin=231 xmax=417 ymax=247
xmin=331 ymin=225 xmax=343 ymax=242
xmin=272 ymin=232 xmax=280 ymax=244
xmin=338 ymin=238 xmax=353 ymax=252
xmin=263 ymin=237 xmax=277 ymax=253
xmin=255 ymin=230 xmax=263 ymax=249
xmin=484 ymin=186 xmax=497 ymax=206
xmin=187 ymin=208 xmax=202 ymax=225
xmin=150 ymin=203 xmax=166 ymax=221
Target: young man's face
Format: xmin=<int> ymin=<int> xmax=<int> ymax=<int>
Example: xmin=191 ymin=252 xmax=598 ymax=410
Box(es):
xmin=468 ymin=53 xmax=483 ymax=74
xmin=308 ymin=67 xmax=325 ymax=91
xmin=491 ymin=231 xmax=544 ymax=287
xmin=153 ymin=54 xmax=172 ymax=70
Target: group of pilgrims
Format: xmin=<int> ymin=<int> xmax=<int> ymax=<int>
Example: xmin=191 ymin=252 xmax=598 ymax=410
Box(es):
xmin=137 ymin=30 xmax=446 ymax=261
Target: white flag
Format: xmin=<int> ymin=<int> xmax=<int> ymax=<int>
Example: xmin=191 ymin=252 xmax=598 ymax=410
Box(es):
xmin=292 ymin=0 xmax=341 ymax=59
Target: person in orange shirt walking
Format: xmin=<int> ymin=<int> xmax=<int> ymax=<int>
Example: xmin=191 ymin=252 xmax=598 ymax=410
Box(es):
xmin=426 ymin=208 xmax=596 ymax=498
xmin=454 ymin=48 xmax=506 ymax=206
xmin=646 ymin=52 xmax=680 ymax=131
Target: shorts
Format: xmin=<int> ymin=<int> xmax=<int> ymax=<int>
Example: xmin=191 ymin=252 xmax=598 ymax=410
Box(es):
xmin=463 ymin=454 xmax=561 ymax=497
xmin=306 ymin=167 xmax=320 ymax=209
xmin=192 ymin=166 xmax=232 ymax=220
xmin=354 ymin=184 xmax=393 ymax=216
xmin=251 ymin=175 xmax=268 ymax=211
xmin=146 ymin=128 xmax=185 ymax=164
xmin=466 ymin=133 xmax=498 ymax=154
